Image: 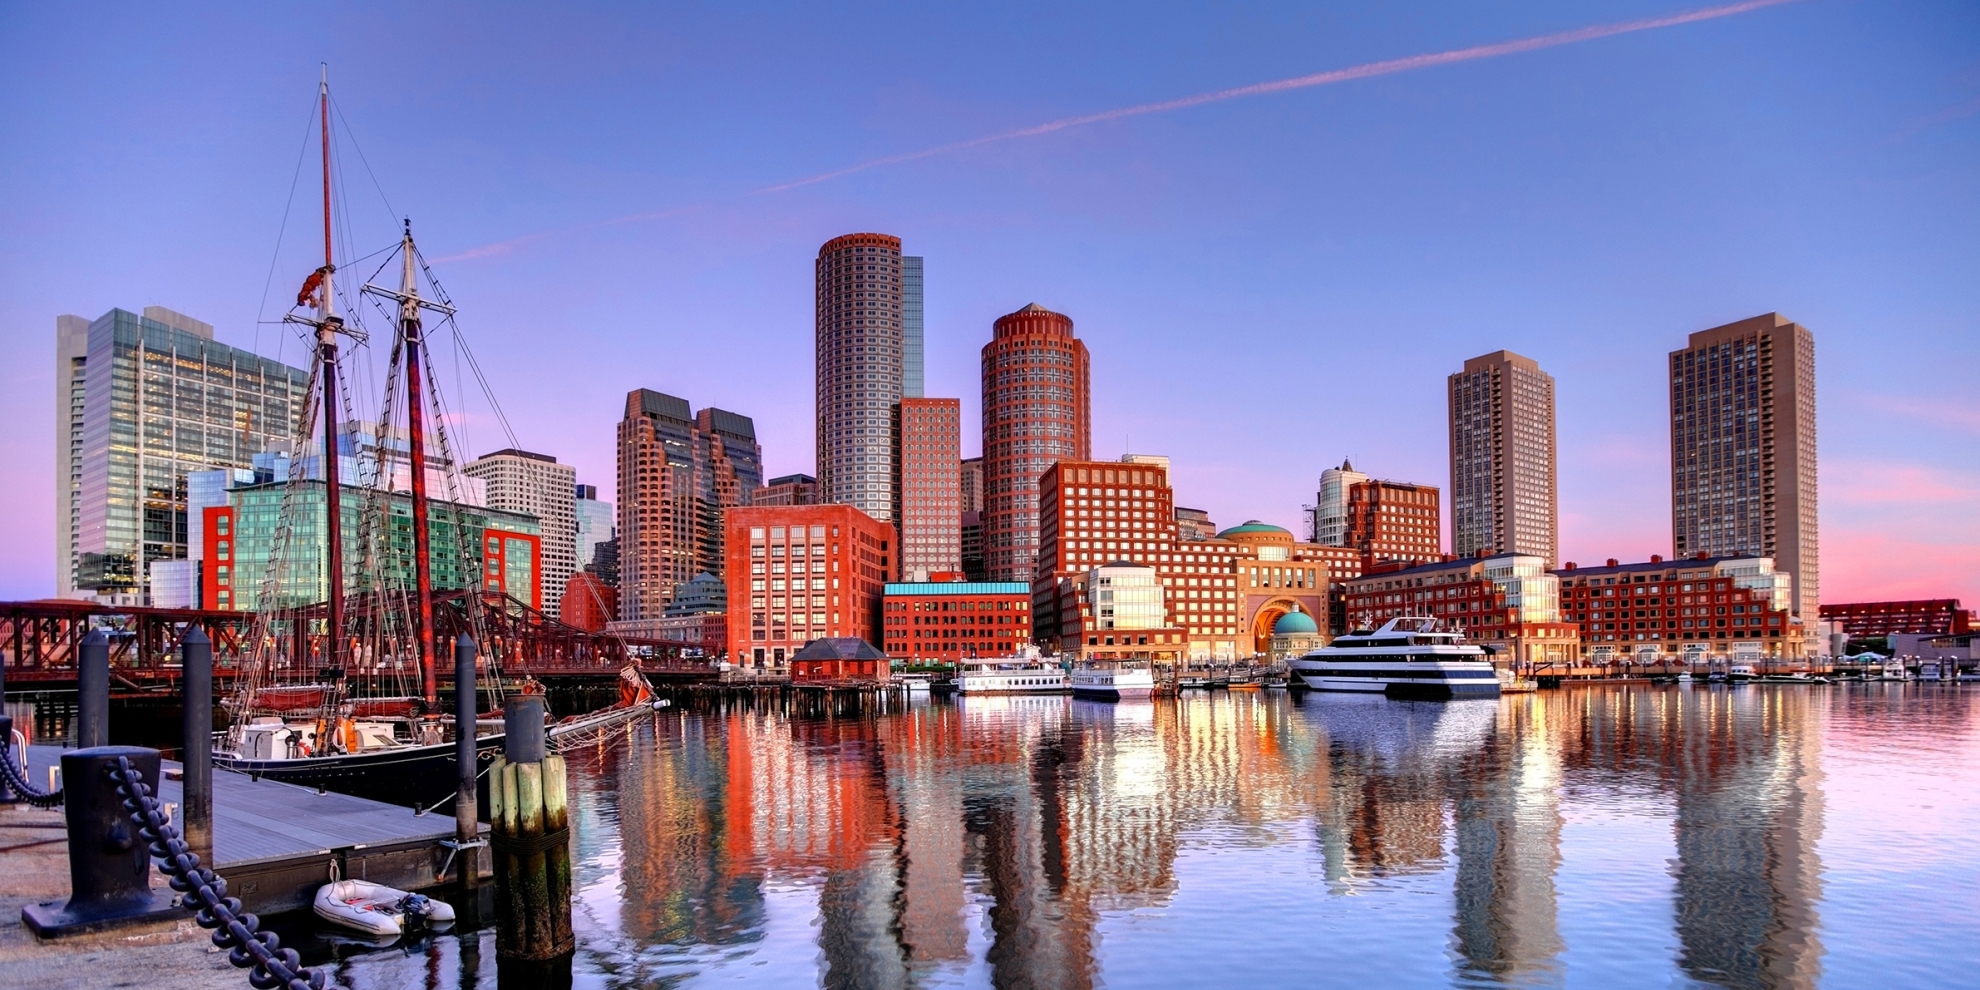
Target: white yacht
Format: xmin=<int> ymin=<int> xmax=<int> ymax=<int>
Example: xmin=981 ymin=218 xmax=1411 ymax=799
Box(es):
xmin=1070 ymin=663 xmax=1155 ymax=701
xmin=956 ymin=649 xmax=1070 ymax=696
xmin=1289 ymin=617 xmax=1500 ymax=699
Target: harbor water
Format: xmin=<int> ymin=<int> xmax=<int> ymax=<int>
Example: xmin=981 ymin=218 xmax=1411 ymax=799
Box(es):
xmin=291 ymin=684 xmax=1978 ymax=988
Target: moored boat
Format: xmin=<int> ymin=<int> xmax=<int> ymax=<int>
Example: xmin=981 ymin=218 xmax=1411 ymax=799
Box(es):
xmin=314 ymin=879 xmax=455 ymax=937
xmin=1289 ymin=617 xmax=1500 ymax=700
xmin=956 ymin=649 xmax=1069 ymax=695
xmin=1070 ymin=662 xmax=1154 ymax=701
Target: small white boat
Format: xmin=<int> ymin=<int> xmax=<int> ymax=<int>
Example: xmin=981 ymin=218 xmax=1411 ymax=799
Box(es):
xmin=1070 ymin=663 xmax=1154 ymax=701
xmin=895 ymin=673 xmax=934 ymax=693
xmin=956 ymin=648 xmax=1069 ymax=695
xmin=1728 ymin=664 xmax=1756 ymax=683
xmin=314 ymin=879 xmax=456 ymax=937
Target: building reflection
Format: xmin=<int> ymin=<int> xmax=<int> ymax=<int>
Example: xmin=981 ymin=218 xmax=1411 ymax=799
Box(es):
xmin=578 ymin=681 xmax=1827 ymax=990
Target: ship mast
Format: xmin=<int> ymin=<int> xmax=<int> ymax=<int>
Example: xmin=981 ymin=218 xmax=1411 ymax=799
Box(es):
xmin=311 ymin=66 xmax=349 ymax=673
xmin=365 ymin=223 xmax=455 ymax=710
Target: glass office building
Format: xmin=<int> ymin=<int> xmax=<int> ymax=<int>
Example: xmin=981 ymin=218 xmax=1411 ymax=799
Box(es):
xmin=69 ymin=307 xmax=309 ymax=600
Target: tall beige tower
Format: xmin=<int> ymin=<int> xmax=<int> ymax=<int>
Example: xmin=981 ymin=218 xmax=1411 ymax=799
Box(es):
xmin=1449 ymin=350 xmax=1558 ymax=567
xmin=465 ymin=449 xmax=577 ymax=618
xmin=1669 ymin=314 xmax=1818 ymax=648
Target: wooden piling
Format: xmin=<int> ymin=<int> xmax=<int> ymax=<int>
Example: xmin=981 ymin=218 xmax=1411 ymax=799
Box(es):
xmin=493 ymin=691 xmax=575 ymax=961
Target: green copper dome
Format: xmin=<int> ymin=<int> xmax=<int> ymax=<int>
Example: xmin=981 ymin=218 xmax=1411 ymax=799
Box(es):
xmin=1216 ymin=520 xmax=1291 ymax=539
xmin=1273 ymin=610 xmax=1319 ymax=635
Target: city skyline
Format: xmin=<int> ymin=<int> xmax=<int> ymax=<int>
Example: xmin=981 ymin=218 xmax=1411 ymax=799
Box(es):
xmin=2 ymin=2 xmax=1975 ymax=605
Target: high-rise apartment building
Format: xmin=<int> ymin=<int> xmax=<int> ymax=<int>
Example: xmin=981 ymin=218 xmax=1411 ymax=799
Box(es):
xmin=958 ymin=457 xmax=983 ymax=513
xmin=616 ymin=389 xmax=761 ymax=620
xmin=1308 ymin=459 xmax=1368 ymax=547
xmin=61 ymin=307 xmax=309 ymax=601
xmin=466 ymin=449 xmax=577 ymax=617
xmin=752 ymin=473 xmax=818 ymax=506
xmin=1449 ymin=350 xmax=1558 ymax=566
xmin=816 ymin=233 xmax=907 ymax=522
xmin=1345 ymin=479 xmax=1442 ymax=564
xmin=1670 ymin=313 xmax=1818 ymax=644
xmin=893 ymin=398 xmax=961 ymax=580
xmin=573 ymin=483 xmax=614 ymax=576
xmin=982 ymin=303 xmax=1090 ymax=581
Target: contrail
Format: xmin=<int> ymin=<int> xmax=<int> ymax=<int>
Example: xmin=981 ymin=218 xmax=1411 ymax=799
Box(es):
xmin=436 ymin=0 xmax=1800 ymax=262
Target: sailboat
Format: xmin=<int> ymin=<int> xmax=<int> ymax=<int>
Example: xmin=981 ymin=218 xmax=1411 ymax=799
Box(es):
xmin=211 ymin=71 xmax=655 ymax=811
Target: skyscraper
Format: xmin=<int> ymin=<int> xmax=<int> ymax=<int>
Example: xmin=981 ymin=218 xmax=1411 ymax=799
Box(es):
xmin=616 ymin=389 xmax=762 ymax=620
xmin=573 ymin=483 xmax=615 ymax=575
xmin=958 ymin=456 xmax=983 ymax=513
xmin=902 ymin=255 xmax=925 ymax=398
xmin=1670 ymin=313 xmax=1818 ymax=646
xmin=982 ymin=303 xmax=1090 ymax=582
xmin=1449 ymin=350 xmax=1558 ymax=566
xmin=62 ymin=307 xmax=309 ymax=602
xmin=465 ymin=448 xmax=577 ymax=617
xmin=816 ymin=233 xmax=906 ymax=522
xmin=893 ymin=398 xmax=961 ymax=580
xmin=1308 ymin=459 xmax=1368 ymax=547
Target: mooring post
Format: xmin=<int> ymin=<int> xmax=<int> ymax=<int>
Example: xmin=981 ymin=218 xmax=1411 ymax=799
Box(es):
xmin=455 ymin=633 xmax=479 ymax=884
xmin=491 ymin=688 xmax=574 ymax=961
xmin=180 ymin=627 xmax=213 ymax=865
xmin=77 ymin=630 xmax=109 ymax=749
xmin=21 ymin=746 xmax=179 ymax=937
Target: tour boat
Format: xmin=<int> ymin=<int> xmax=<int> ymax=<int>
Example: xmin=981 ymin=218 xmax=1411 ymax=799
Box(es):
xmin=1873 ymin=660 xmax=1909 ymax=682
xmin=314 ymin=879 xmax=455 ymax=937
xmin=956 ymin=649 xmax=1069 ymax=695
xmin=1288 ymin=617 xmax=1500 ymax=699
xmin=1069 ymin=663 xmax=1155 ymax=701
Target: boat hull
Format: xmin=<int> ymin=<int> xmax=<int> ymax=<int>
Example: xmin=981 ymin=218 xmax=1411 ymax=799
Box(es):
xmin=214 ymin=705 xmax=650 ymax=811
xmin=1071 ymin=684 xmax=1153 ymax=701
xmin=1291 ymin=664 xmax=1502 ymax=700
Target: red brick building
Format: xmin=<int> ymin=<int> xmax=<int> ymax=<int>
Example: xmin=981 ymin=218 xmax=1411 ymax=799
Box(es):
xmin=882 ymin=580 xmax=1032 ymax=660
xmin=893 ymin=398 xmax=961 ymax=580
xmin=751 ymin=473 xmax=818 ymax=506
xmin=1820 ymin=600 xmax=1972 ymax=637
xmin=724 ymin=504 xmax=894 ymax=669
xmin=1345 ymin=479 xmax=1442 ymax=564
xmin=558 ymin=571 xmax=617 ymax=632
xmin=1345 ymin=553 xmax=1579 ymax=668
xmin=982 ymin=303 xmax=1090 ymax=582
xmin=1554 ymin=554 xmax=1804 ymax=660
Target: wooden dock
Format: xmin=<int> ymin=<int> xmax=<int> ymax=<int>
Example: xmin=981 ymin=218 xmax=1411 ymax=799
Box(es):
xmin=24 ymin=745 xmax=487 ymax=915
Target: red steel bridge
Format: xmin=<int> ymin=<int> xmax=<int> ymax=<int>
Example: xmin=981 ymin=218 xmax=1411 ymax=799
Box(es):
xmin=0 ymin=592 xmax=717 ymax=690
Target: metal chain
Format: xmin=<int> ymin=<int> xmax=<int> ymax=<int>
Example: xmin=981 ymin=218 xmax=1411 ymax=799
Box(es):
xmin=108 ymin=756 xmax=344 ymax=990
xmin=0 ymin=735 xmax=62 ymax=809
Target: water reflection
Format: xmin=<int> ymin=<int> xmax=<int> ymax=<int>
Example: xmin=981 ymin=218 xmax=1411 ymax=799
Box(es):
xmin=319 ymin=685 xmax=1980 ymax=989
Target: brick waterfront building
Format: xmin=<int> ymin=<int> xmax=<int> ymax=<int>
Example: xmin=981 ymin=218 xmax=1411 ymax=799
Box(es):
xmin=893 ymin=398 xmax=961 ymax=580
xmin=982 ymin=303 xmax=1090 ymax=581
xmin=1345 ymin=479 xmax=1442 ymax=564
xmin=882 ymin=580 xmax=1032 ymax=661
xmin=1554 ymin=554 xmax=1804 ymax=661
xmin=723 ymin=504 xmax=894 ymax=669
xmin=1344 ymin=553 xmax=1578 ymax=668
xmin=1033 ymin=457 xmax=1365 ymax=663
xmin=1820 ymin=600 xmax=1972 ymax=638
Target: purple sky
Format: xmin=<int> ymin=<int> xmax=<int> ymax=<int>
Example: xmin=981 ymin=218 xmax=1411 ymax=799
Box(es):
xmin=2 ymin=1 xmax=1976 ymax=605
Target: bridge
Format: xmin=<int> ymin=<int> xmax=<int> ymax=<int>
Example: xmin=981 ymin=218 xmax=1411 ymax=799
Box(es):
xmin=0 ymin=593 xmax=718 ymax=691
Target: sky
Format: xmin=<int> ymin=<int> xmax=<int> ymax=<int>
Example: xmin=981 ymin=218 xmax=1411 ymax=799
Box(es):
xmin=1 ymin=1 xmax=1975 ymax=605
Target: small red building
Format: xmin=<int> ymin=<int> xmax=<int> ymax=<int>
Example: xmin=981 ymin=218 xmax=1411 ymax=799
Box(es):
xmin=790 ymin=637 xmax=892 ymax=684
xmin=1820 ymin=600 xmax=1971 ymax=637
xmin=559 ymin=572 xmax=617 ymax=632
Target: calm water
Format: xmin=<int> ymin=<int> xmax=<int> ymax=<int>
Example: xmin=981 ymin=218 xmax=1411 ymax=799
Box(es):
xmin=303 ymin=684 xmax=1979 ymax=989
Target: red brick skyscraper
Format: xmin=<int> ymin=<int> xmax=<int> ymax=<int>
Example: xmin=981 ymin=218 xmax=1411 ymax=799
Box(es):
xmin=981 ymin=303 xmax=1090 ymax=582
xmin=893 ymin=398 xmax=961 ymax=580
xmin=816 ymin=233 xmax=906 ymax=524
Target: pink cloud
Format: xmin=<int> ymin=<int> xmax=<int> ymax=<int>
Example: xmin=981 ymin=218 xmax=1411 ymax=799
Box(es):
xmin=1821 ymin=529 xmax=1980 ymax=605
xmin=1825 ymin=461 xmax=1980 ymax=507
xmin=1855 ymin=394 xmax=1980 ymax=436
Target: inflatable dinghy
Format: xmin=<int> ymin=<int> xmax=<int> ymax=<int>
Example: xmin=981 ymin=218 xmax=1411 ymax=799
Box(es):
xmin=313 ymin=879 xmax=456 ymax=937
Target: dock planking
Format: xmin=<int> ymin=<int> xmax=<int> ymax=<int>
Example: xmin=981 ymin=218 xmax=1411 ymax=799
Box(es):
xmin=23 ymin=744 xmax=487 ymax=915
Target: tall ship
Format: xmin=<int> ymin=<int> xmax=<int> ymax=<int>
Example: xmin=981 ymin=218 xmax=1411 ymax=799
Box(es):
xmin=1289 ymin=616 xmax=1501 ymax=699
xmin=210 ymin=72 xmax=653 ymax=810
xmin=1069 ymin=662 xmax=1155 ymax=701
xmin=956 ymin=647 xmax=1070 ymax=695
